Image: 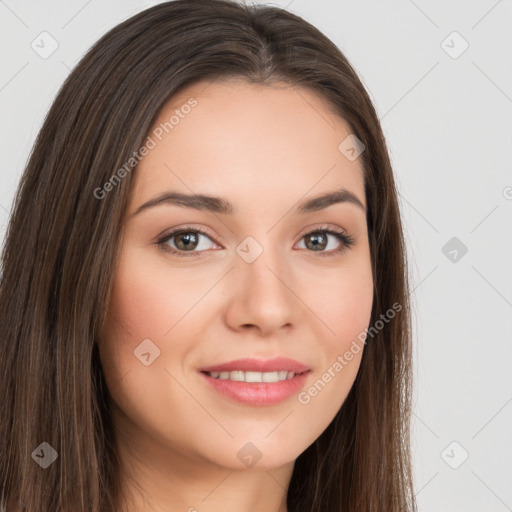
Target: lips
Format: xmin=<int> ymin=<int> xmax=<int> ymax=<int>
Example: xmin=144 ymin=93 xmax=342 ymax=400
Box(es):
xmin=199 ymin=357 xmax=310 ymax=374
xmin=199 ymin=368 xmax=311 ymax=406
xmin=199 ymin=358 xmax=312 ymax=406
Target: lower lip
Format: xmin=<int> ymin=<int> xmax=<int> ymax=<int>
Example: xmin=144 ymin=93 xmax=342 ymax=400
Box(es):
xmin=199 ymin=371 xmax=311 ymax=406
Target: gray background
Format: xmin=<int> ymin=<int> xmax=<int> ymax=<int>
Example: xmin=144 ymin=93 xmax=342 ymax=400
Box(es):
xmin=1 ymin=0 xmax=511 ymax=510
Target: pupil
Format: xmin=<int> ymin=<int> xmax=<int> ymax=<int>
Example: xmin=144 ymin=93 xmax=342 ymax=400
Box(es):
xmin=308 ymin=233 xmax=326 ymax=251
xmin=177 ymin=232 xmax=197 ymax=250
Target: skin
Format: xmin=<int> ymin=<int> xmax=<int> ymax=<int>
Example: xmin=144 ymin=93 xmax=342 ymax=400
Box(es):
xmin=98 ymin=77 xmax=374 ymax=512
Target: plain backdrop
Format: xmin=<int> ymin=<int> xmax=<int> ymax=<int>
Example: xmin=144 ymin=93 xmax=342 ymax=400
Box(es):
xmin=1 ymin=0 xmax=511 ymax=510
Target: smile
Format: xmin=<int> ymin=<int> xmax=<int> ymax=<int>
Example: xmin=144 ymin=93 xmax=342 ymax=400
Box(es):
xmin=203 ymin=370 xmax=305 ymax=382
xmin=199 ymin=370 xmax=311 ymax=406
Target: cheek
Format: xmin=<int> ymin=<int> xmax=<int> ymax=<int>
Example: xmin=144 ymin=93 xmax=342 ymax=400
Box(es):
xmin=291 ymin=264 xmax=373 ymax=446
xmin=328 ymin=277 xmax=373 ymax=344
xmin=98 ymin=250 xmax=178 ymax=388
xmin=301 ymin=259 xmax=374 ymax=352
xmin=97 ymin=251 xmax=196 ymax=440
xmin=104 ymin=249 xmax=190 ymax=342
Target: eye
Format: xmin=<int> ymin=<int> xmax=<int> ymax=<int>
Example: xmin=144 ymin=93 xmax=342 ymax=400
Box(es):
xmin=156 ymin=226 xmax=219 ymax=258
xmin=296 ymin=225 xmax=355 ymax=256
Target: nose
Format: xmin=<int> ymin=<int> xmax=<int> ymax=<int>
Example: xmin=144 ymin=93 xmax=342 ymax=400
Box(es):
xmin=223 ymin=246 xmax=297 ymax=336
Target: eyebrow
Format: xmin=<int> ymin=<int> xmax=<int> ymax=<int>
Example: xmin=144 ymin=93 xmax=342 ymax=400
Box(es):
xmin=131 ymin=187 xmax=366 ymax=218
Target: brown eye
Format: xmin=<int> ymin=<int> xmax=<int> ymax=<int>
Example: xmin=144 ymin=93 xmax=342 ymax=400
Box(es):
xmin=304 ymin=232 xmax=328 ymax=251
xmin=174 ymin=231 xmax=200 ymax=251
xmin=157 ymin=228 xmax=218 ymax=257
xmin=297 ymin=227 xmax=355 ymax=256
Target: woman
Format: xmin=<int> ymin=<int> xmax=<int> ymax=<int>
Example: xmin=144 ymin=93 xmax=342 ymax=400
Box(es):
xmin=0 ymin=0 xmax=416 ymax=510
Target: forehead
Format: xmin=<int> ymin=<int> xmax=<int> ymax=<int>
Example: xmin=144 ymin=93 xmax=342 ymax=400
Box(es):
xmin=129 ymin=78 xmax=365 ymax=213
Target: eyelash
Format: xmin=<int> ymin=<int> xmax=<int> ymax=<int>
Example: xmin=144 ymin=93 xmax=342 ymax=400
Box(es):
xmin=156 ymin=224 xmax=355 ymax=258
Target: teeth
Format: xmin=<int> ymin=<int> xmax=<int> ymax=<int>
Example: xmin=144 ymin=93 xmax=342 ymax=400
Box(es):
xmin=230 ymin=371 xmax=244 ymax=381
xmin=262 ymin=372 xmax=279 ymax=383
xmin=206 ymin=370 xmax=298 ymax=382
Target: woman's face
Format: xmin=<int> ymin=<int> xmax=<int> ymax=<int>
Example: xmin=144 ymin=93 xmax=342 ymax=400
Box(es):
xmin=99 ymin=78 xmax=373 ymax=473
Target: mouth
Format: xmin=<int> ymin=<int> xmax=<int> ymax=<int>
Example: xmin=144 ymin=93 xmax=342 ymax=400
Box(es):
xmin=201 ymin=369 xmax=309 ymax=383
xmin=198 ymin=368 xmax=312 ymax=406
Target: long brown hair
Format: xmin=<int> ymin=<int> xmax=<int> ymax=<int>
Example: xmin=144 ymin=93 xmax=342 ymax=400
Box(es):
xmin=0 ymin=1 xmax=415 ymax=510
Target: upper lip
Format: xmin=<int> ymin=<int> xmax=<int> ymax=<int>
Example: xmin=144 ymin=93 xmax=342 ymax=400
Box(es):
xmin=200 ymin=357 xmax=310 ymax=374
